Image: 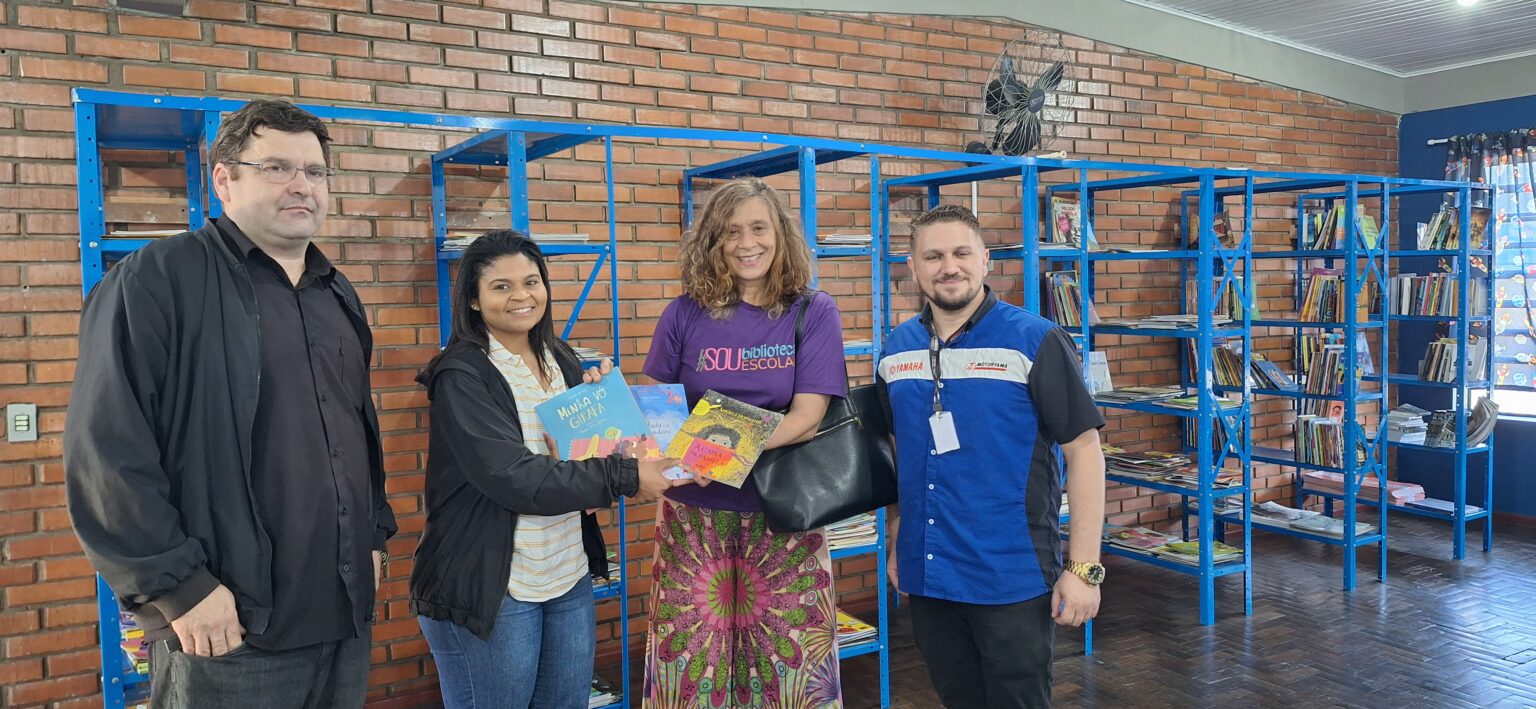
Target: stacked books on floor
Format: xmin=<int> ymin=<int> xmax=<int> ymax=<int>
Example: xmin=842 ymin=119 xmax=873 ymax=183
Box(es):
xmin=1417 ymin=205 xmax=1491 ymax=250
xmin=1389 ymin=273 xmax=1487 ymax=317
xmin=1423 ymin=398 xmax=1499 ymax=447
xmin=1044 ymin=270 xmax=1099 ymax=327
xmin=1302 ymin=471 xmax=1424 ymax=504
xmin=589 ymin=675 xmax=621 ymax=708
xmin=1417 ymin=336 xmax=1489 ymax=382
xmin=827 ymin=513 xmax=878 ymax=551
xmin=1386 ymin=403 xmax=1430 ymax=444
xmin=835 ymin=610 xmax=877 ymax=648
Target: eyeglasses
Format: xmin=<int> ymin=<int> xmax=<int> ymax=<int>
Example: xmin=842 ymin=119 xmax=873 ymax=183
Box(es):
xmin=226 ymin=160 xmax=335 ymax=186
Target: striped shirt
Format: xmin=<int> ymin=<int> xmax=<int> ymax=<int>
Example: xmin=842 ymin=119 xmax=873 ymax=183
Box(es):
xmin=486 ymin=338 xmax=588 ymax=602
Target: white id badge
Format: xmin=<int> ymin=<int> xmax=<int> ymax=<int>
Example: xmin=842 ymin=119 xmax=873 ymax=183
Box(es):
xmin=929 ymin=411 xmax=960 ymax=454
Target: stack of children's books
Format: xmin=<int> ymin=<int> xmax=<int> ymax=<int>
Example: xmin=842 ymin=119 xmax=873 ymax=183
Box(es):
xmin=827 ymin=513 xmax=878 ymax=551
xmin=835 ymin=610 xmax=878 ymax=648
xmin=1151 ymin=540 xmax=1243 ymax=565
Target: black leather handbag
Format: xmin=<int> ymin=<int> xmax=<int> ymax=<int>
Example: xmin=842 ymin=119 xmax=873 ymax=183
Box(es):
xmin=752 ymin=294 xmax=898 ymax=533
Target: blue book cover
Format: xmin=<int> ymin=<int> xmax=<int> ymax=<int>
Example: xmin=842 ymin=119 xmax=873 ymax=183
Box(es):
xmin=631 ymin=384 xmax=690 ymax=480
xmin=534 ymin=371 xmax=656 ymax=461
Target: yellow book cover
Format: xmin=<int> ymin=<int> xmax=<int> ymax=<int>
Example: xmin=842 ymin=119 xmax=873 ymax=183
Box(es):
xmin=663 ymin=390 xmax=783 ymax=488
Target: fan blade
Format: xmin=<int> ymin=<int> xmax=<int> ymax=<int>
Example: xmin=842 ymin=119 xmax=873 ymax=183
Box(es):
xmin=1023 ymin=116 xmax=1041 ymax=153
xmin=1002 ymin=119 xmax=1030 ymax=155
xmin=1037 ymin=61 xmax=1066 ymax=92
xmin=989 ymin=118 xmax=1014 ymax=153
xmin=984 ymin=78 xmax=1008 ymax=115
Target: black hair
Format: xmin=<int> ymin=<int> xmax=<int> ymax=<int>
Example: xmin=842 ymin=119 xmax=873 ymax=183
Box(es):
xmin=418 ymin=230 xmax=562 ymax=385
xmin=697 ymin=424 xmax=742 ymax=448
xmin=209 ymin=99 xmax=331 ymax=172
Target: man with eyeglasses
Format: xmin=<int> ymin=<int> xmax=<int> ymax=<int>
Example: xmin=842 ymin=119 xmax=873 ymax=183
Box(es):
xmin=65 ymin=99 xmax=396 ymax=708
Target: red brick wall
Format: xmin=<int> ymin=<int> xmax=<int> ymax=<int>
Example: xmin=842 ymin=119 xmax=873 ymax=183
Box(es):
xmin=0 ymin=1 xmax=1399 ymax=706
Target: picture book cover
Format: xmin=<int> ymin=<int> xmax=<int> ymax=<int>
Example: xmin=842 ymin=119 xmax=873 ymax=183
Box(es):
xmin=534 ymin=371 xmax=659 ymax=461
xmin=630 ymin=384 xmax=691 ymax=480
xmin=663 ymin=390 xmax=783 ymax=488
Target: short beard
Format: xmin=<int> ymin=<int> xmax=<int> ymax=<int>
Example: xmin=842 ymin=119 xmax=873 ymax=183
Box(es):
xmin=923 ymin=281 xmax=982 ymax=312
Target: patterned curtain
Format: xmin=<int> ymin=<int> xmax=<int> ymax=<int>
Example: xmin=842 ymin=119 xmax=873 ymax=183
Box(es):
xmin=1445 ymin=130 xmax=1536 ymax=392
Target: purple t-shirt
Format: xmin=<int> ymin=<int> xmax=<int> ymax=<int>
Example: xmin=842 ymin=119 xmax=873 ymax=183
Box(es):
xmin=643 ymin=291 xmax=847 ymax=511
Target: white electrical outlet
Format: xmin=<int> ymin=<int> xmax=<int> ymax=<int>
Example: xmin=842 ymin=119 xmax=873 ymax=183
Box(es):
xmin=7 ymin=403 xmax=37 ymax=443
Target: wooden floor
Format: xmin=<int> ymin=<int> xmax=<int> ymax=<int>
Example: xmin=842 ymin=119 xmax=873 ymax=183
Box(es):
xmin=830 ymin=515 xmax=1536 ymax=708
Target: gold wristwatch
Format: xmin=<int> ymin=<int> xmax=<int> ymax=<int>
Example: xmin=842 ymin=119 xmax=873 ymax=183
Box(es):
xmin=1064 ymin=560 xmax=1106 ymax=586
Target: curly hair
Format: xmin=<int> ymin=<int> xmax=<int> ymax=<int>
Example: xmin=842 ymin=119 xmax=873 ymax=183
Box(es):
xmin=679 ymin=177 xmax=812 ymax=319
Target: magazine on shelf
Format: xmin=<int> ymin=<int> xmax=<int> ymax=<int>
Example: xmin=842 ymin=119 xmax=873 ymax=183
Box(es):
xmin=664 ymin=391 xmax=783 ymax=488
xmin=836 ymin=610 xmax=878 ymax=647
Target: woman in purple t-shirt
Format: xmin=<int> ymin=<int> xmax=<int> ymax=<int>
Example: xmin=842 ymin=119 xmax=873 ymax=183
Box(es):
xmin=642 ymin=178 xmax=848 ymax=708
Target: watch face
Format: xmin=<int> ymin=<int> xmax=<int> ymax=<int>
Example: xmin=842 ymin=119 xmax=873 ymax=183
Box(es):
xmin=1086 ymin=564 xmax=1105 ymax=584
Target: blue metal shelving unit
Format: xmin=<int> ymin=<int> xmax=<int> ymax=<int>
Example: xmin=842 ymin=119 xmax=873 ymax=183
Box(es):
xmin=876 ymin=159 xmax=1255 ymax=631
xmin=1385 ymin=185 xmax=1496 ymax=559
xmin=430 ymin=130 xmax=636 ymax=707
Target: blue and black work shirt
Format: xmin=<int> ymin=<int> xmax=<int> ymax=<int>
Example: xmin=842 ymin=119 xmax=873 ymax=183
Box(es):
xmin=877 ymin=288 xmax=1104 ymax=605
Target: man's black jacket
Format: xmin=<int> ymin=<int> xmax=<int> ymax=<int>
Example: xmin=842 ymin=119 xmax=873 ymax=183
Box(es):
xmin=410 ymin=340 xmax=639 ymax=640
xmin=64 ymin=221 xmax=398 ymax=637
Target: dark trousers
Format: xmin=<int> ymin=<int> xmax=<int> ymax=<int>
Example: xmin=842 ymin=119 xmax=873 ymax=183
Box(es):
xmin=909 ymin=592 xmax=1055 ymax=709
xmin=149 ymin=632 xmax=371 ymax=709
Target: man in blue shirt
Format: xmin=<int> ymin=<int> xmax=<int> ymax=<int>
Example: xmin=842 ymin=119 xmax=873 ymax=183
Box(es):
xmin=878 ymin=204 xmax=1107 ymax=708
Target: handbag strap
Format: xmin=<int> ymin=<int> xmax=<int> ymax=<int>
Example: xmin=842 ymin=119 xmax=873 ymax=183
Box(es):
xmin=790 ymin=290 xmax=852 ymax=393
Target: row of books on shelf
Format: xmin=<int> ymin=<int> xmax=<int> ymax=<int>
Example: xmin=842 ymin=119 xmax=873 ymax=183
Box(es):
xmin=1418 ymin=337 xmax=1489 ymax=382
xmin=1248 ymin=500 xmax=1377 ymax=538
xmin=1389 ymin=273 xmax=1488 ymax=317
xmin=1300 ymin=332 xmax=1376 ymax=377
xmin=1044 ymin=271 xmax=1099 ymax=327
xmin=1205 ymin=344 xmax=1297 ymax=390
xmin=1293 ymin=415 xmax=1367 ymax=468
xmin=1299 ymin=268 xmax=1378 ymax=322
xmin=1417 ymin=205 xmax=1490 ymax=251
xmin=1100 ymin=525 xmax=1244 ymax=564
xmin=1299 ymin=203 xmax=1382 ymax=251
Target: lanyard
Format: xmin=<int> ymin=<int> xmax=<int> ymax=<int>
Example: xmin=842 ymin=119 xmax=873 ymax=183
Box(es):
xmin=929 ymin=335 xmax=943 ymax=413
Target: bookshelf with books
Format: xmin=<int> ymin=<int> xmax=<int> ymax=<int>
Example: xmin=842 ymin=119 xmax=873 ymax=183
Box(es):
xmin=1218 ymin=179 xmax=1394 ymax=592
xmin=1384 ymin=190 xmax=1497 ymax=559
xmin=878 ymin=162 xmax=1257 ymax=627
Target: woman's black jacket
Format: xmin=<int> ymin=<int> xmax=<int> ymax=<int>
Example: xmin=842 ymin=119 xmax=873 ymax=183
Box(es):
xmin=409 ymin=340 xmax=639 ymax=639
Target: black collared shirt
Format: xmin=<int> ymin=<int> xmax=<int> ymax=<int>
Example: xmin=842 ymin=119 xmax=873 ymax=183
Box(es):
xmin=216 ymin=217 xmax=375 ymax=651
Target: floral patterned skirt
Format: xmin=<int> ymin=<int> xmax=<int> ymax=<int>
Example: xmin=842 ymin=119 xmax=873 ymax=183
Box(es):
xmin=642 ymin=498 xmax=843 ymax=709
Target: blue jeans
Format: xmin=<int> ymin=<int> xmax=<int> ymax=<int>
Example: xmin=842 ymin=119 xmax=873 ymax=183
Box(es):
xmin=419 ymin=575 xmax=595 ymax=709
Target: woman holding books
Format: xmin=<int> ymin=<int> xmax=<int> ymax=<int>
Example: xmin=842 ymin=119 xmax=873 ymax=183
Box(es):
xmin=642 ymin=178 xmax=849 ymax=708
xmin=411 ymin=230 xmax=685 ymax=709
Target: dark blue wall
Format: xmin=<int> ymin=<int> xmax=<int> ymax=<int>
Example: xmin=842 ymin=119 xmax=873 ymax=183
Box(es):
xmin=1399 ymin=94 xmax=1536 ymax=518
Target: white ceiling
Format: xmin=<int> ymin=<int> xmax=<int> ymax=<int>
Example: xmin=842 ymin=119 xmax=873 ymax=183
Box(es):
xmin=1125 ymin=0 xmax=1536 ymax=76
